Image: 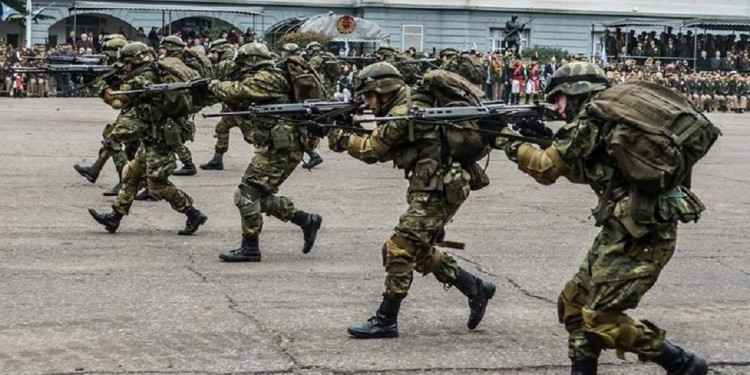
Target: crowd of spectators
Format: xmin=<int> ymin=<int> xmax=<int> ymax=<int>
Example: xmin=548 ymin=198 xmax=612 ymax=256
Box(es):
xmin=602 ymin=27 xmax=750 ymax=72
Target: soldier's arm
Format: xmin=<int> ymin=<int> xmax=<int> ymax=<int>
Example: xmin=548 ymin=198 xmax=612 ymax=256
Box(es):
xmin=345 ymin=103 xmax=419 ymax=163
xmin=209 ymin=70 xmax=288 ymax=105
xmin=506 ymin=117 xmax=599 ymax=185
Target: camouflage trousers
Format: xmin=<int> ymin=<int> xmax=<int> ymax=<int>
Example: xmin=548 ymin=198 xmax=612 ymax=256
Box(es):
xmin=558 ymin=223 xmax=677 ymax=362
xmin=173 ymin=117 xmax=195 ymax=165
xmin=213 ymin=115 xmax=254 ymax=154
xmin=113 ymin=143 xmax=194 ymax=215
xmin=384 ymin=190 xmax=463 ymax=299
xmin=234 ymin=149 xmax=303 ymax=237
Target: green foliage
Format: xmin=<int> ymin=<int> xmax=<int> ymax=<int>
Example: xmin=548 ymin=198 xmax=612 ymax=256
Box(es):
xmin=276 ymin=32 xmax=332 ymax=52
xmin=521 ymin=45 xmax=570 ymax=64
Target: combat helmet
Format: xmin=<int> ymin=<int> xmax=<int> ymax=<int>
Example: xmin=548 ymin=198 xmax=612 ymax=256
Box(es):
xmin=160 ymin=35 xmax=186 ymax=56
xmin=209 ymin=38 xmax=234 ymax=58
xmin=439 ymin=47 xmax=459 ymax=57
xmin=235 ymin=42 xmax=273 ymax=69
xmin=102 ymin=35 xmax=127 ymax=59
xmin=375 ymin=45 xmax=396 ymax=59
xmin=353 ymin=62 xmax=404 ymax=97
xmin=544 ymin=61 xmax=609 ymax=103
xmin=280 ymin=43 xmax=300 ymax=58
xmin=306 ymin=41 xmax=322 ymax=52
xmin=119 ymin=41 xmax=156 ymax=65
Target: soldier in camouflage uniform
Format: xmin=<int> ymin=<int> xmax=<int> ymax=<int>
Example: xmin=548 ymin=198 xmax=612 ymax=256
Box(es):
xmin=159 ymin=35 xmax=204 ymax=176
xmin=374 ymin=45 xmax=422 ymax=86
xmin=277 ymin=43 xmax=324 ymax=170
xmin=306 ymin=41 xmax=324 ymax=72
xmin=208 ymin=42 xmax=322 ymax=262
xmin=200 ymin=38 xmax=252 ymax=171
xmin=327 ymin=62 xmax=496 ymax=339
xmin=498 ymin=62 xmax=709 ymax=375
xmin=734 ymin=73 xmax=748 ymax=113
xmin=73 ymin=34 xmax=133 ymax=197
xmin=88 ymin=42 xmax=208 ymax=236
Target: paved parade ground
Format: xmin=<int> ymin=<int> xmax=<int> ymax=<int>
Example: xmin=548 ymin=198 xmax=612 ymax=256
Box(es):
xmin=0 ymin=98 xmax=748 ymax=375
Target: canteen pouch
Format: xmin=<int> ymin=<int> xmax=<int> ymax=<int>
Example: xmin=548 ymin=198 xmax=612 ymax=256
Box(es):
xmin=443 ymin=162 xmax=471 ymax=204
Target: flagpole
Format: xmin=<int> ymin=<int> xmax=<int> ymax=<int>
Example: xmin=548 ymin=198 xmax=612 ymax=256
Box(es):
xmin=25 ymin=0 xmax=32 ymax=48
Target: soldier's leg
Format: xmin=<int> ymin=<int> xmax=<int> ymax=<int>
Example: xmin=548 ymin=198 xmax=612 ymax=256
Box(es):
xmin=201 ymin=116 xmax=236 ymax=170
xmin=88 ymin=145 xmax=147 ymax=233
xmin=578 ymin=225 xmax=707 ymax=373
xmin=740 ymin=95 xmax=748 ymax=113
xmin=38 ymin=78 xmax=47 ymax=97
xmin=28 ymin=79 xmax=38 ymax=97
xmin=726 ymin=95 xmax=737 ymax=112
xmin=74 ymin=123 xmax=119 ymax=184
xmin=172 ymin=142 xmax=197 ymax=176
xmin=221 ymin=149 xmax=320 ymax=262
xmin=144 ymin=144 xmax=206 ymax=235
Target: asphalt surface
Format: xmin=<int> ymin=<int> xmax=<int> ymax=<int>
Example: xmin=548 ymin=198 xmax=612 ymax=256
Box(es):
xmin=0 ymin=98 xmax=748 ymax=375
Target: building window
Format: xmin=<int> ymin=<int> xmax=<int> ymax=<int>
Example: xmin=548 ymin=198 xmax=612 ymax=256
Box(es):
xmin=402 ymin=25 xmax=423 ymax=52
xmin=489 ymin=27 xmax=530 ymax=54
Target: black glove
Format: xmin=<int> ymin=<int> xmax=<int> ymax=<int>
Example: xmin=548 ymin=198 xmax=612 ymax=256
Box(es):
xmin=307 ymin=123 xmax=328 ymax=138
xmin=512 ymin=119 xmax=553 ymax=140
xmin=190 ymin=79 xmax=210 ymax=96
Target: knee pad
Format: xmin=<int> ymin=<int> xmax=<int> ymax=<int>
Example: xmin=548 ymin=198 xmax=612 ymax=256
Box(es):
xmin=121 ymin=163 xmax=139 ymax=185
xmin=234 ymin=185 xmax=261 ymax=217
xmin=582 ymin=308 xmax=638 ymax=359
xmin=384 ymin=234 xmax=415 ymax=276
xmin=559 ymin=281 xmax=586 ymax=326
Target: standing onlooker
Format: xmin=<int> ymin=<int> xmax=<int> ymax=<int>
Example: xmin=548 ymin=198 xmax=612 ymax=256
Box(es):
xmin=78 ymin=33 xmax=94 ymax=53
xmin=243 ymin=27 xmax=256 ymax=43
xmin=148 ymin=27 xmax=161 ymax=50
xmin=133 ymin=27 xmax=150 ymax=45
xmin=490 ymin=51 xmax=504 ymax=101
xmin=66 ymin=31 xmax=78 ymax=47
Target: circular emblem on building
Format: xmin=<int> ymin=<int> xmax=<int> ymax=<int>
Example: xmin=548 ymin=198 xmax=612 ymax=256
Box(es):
xmin=336 ymin=15 xmax=357 ymax=34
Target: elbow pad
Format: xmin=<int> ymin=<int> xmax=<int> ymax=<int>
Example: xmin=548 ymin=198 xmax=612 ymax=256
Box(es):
xmin=516 ymin=143 xmax=570 ymax=185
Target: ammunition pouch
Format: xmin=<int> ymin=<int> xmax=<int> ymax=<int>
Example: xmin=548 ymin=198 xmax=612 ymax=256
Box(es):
xmin=408 ymin=158 xmax=443 ymax=192
xmin=442 ymin=162 xmax=471 ymax=204
xmin=162 ymin=120 xmax=182 ymax=148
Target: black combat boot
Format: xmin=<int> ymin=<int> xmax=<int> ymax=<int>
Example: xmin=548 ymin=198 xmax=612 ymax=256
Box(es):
xmin=74 ymin=163 xmax=101 ymax=183
xmin=134 ymin=187 xmax=156 ymax=201
xmin=103 ymin=182 xmax=122 ymax=197
xmin=103 ymin=169 xmax=122 ymax=197
xmin=651 ymin=341 xmax=708 ymax=375
xmin=219 ymin=236 xmax=261 ymax=262
xmin=88 ymin=208 xmax=122 ymax=233
xmin=178 ymin=207 xmax=208 ymax=235
xmin=173 ymin=162 xmax=197 ymax=176
xmin=347 ymin=294 xmax=402 ymax=339
xmin=451 ymin=268 xmax=496 ymax=329
xmin=303 ymin=151 xmax=324 ymax=170
xmin=571 ymin=359 xmax=598 ymax=375
xmin=200 ymin=153 xmax=224 ymax=170
xmin=290 ymin=211 xmax=322 ymax=254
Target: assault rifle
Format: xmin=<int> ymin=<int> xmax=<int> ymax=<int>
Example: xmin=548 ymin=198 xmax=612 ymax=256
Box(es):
xmin=339 ymin=56 xmax=379 ymax=65
xmin=202 ymin=100 xmax=359 ymax=119
xmin=47 ymin=54 xmax=105 ymax=65
xmin=11 ymin=64 xmax=115 ymax=74
xmin=370 ymin=103 xmax=559 ymax=147
xmin=109 ymin=78 xmax=211 ymax=95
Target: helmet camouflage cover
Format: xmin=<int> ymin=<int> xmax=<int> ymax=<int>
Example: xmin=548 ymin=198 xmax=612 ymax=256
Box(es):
xmin=119 ymin=41 xmax=156 ymax=65
xmin=353 ymin=62 xmax=405 ymax=97
xmin=161 ymin=35 xmax=186 ymax=54
xmin=544 ymin=61 xmax=610 ymax=103
xmin=235 ymin=42 xmax=273 ymax=68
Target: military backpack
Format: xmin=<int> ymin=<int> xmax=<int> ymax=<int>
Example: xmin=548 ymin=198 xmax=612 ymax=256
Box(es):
xmin=587 ymin=80 xmax=721 ymax=194
xmin=420 ymin=69 xmax=490 ymax=164
xmin=281 ymin=55 xmax=327 ymax=102
xmin=157 ymin=57 xmax=201 ymax=117
xmin=445 ymin=55 xmax=486 ymax=86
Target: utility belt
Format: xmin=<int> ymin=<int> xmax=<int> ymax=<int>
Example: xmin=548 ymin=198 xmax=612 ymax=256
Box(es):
xmin=252 ymin=119 xmax=316 ymax=153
